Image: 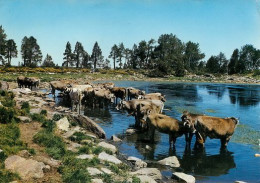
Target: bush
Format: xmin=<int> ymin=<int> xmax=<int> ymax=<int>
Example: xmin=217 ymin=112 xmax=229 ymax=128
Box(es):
xmin=132 ymin=176 xmax=141 ymax=183
xmin=0 ymin=107 xmax=15 ymax=124
xmin=40 ymin=110 xmax=47 ymax=116
xmin=69 ymin=132 xmax=90 ymax=143
xmin=52 ymin=113 xmax=63 ymax=121
xmin=253 ymin=69 xmax=260 ymax=76
xmin=21 ymin=102 xmax=30 ymax=114
xmin=30 ymin=113 xmax=46 ymax=123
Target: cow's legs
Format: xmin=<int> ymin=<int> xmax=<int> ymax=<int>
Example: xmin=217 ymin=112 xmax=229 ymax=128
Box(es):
xmin=185 ymin=132 xmax=194 ymax=148
xmin=194 ymin=132 xmax=205 ymax=149
xmin=221 ymin=136 xmax=230 ymax=149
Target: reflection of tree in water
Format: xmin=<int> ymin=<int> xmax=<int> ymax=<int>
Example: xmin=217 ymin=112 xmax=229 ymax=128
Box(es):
xmin=157 ymin=83 xmax=201 ymax=102
xmin=228 ymin=86 xmax=260 ymax=107
xmin=201 ymin=84 xmax=226 ymax=99
xmin=180 ymin=148 xmax=236 ymax=176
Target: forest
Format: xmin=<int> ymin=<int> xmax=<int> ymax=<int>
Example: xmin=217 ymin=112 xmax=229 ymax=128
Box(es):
xmin=0 ymin=25 xmax=259 ymax=77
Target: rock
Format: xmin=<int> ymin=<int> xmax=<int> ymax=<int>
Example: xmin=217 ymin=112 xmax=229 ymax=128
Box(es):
xmin=17 ymin=116 xmax=31 ymax=123
xmin=43 ymin=165 xmax=51 ymax=173
xmin=98 ymin=152 xmax=122 ymax=164
xmin=87 ymin=167 xmax=103 ymax=176
xmin=145 ymin=145 xmax=152 ymax=150
xmin=111 ymin=135 xmax=122 ymax=142
xmin=12 ymin=88 xmax=31 ymax=94
xmin=62 ymin=126 xmax=81 ymax=138
xmin=255 ymin=154 xmax=260 ymax=157
xmin=127 ymin=156 xmax=147 ymax=169
xmin=76 ymin=154 xmax=94 ymax=160
xmin=91 ymin=179 xmax=103 ymax=183
xmin=98 ymin=142 xmax=117 ymax=154
xmin=86 ymin=133 xmax=97 ymax=139
xmin=67 ymin=142 xmax=82 ymax=152
xmin=158 ymin=156 xmax=180 ymax=167
xmin=82 ymin=139 xmax=92 ymax=144
xmin=5 ymin=155 xmax=46 ymax=179
xmin=34 ymin=156 xmax=61 ymax=168
xmin=69 ymin=114 xmax=106 ymax=139
xmin=18 ymin=150 xmax=31 ymax=158
xmin=56 ymin=117 xmax=70 ymax=132
xmin=172 ymin=172 xmax=195 ymax=183
xmin=235 ymin=181 xmax=248 ymax=183
xmin=131 ymin=168 xmax=162 ymax=180
xmin=126 ymin=128 xmax=136 ymax=135
xmin=30 ymin=108 xmax=41 ymax=114
xmin=101 ymin=167 xmax=113 ymax=175
xmin=137 ymin=175 xmax=157 ymax=183
xmin=0 ymin=81 xmax=9 ymax=90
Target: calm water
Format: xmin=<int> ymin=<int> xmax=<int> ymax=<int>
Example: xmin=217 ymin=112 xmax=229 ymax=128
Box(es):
xmin=55 ymin=81 xmax=260 ymax=183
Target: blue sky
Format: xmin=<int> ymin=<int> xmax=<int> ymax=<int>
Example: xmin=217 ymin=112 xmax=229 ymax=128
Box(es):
xmin=0 ymin=0 xmax=260 ymax=66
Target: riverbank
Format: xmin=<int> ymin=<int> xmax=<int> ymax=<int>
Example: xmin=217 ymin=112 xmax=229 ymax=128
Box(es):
xmin=0 ymin=71 xmax=259 ymax=86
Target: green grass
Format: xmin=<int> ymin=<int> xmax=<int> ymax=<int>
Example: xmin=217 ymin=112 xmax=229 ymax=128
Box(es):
xmin=69 ymin=132 xmax=92 ymax=144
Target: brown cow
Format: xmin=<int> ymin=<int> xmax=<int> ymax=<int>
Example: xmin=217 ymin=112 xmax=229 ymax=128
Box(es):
xmin=50 ymin=81 xmax=71 ymax=97
xmin=110 ymin=87 xmax=127 ymax=103
xmin=139 ymin=93 xmax=166 ymax=102
xmin=17 ymin=76 xmax=40 ymax=90
xmin=127 ymin=87 xmax=145 ymax=100
xmin=144 ymin=111 xmax=187 ymax=148
xmin=181 ymin=111 xmax=239 ymax=149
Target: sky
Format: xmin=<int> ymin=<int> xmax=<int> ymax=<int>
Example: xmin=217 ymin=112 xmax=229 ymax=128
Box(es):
xmin=0 ymin=0 xmax=260 ymax=66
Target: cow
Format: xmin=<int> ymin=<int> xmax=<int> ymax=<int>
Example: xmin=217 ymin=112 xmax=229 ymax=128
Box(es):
xmin=127 ymin=87 xmax=145 ymax=100
xmin=17 ymin=76 xmax=40 ymax=90
xmin=110 ymin=87 xmax=127 ymax=104
xmin=64 ymin=87 xmax=83 ymax=113
xmin=139 ymin=93 xmax=166 ymax=102
xmin=116 ymin=99 xmax=164 ymax=128
xmin=50 ymin=81 xmax=71 ymax=97
xmin=93 ymin=88 xmax=115 ymax=108
xmin=143 ymin=111 xmax=187 ymax=148
xmin=181 ymin=111 xmax=239 ymax=149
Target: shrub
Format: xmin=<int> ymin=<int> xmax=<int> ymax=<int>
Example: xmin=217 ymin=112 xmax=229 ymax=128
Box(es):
xmin=0 ymin=107 xmax=15 ymax=124
xmin=21 ymin=102 xmax=30 ymax=114
xmin=40 ymin=110 xmax=47 ymax=116
xmin=30 ymin=113 xmax=45 ymax=123
xmin=78 ymin=145 xmax=92 ymax=154
xmin=52 ymin=113 xmax=63 ymax=121
xmin=69 ymin=132 xmax=90 ymax=143
xmin=132 ymin=176 xmax=141 ymax=183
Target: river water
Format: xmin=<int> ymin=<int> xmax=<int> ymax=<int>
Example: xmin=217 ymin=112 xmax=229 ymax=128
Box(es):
xmin=55 ymin=81 xmax=260 ymax=183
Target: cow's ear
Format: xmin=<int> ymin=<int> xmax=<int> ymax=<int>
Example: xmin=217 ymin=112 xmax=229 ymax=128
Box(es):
xmin=141 ymin=103 xmax=145 ymax=107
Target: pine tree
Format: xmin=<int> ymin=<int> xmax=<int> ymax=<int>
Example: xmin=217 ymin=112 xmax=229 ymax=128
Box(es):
xmin=42 ymin=54 xmax=55 ymax=67
xmin=109 ymin=44 xmax=118 ymax=69
xmin=63 ymin=41 xmax=73 ymax=67
xmin=0 ymin=26 xmax=7 ymax=64
xmin=91 ymin=42 xmax=103 ymax=69
xmin=74 ymin=42 xmax=85 ymax=68
xmin=228 ymin=49 xmax=239 ymax=74
xmin=5 ymin=39 xmax=17 ymax=66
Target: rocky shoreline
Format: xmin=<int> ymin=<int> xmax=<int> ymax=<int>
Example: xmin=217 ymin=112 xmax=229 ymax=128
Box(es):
xmin=1 ymin=87 xmax=196 ymax=183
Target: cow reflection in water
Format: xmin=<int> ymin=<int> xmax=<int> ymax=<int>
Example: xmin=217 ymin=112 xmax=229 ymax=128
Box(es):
xmin=180 ymin=148 xmax=236 ymax=176
xmin=83 ymin=107 xmax=112 ymax=123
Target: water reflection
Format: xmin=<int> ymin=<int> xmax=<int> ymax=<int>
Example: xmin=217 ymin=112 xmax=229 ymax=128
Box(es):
xmin=180 ymin=148 xmax=236 ymax=176
xmin=227 ymin=86 xmax=260 ymax=106
xmin=201 ymin=84 xmax=226 ymax=99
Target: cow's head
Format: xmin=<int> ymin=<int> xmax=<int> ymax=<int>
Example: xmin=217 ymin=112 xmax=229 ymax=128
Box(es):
xmin=181 ymin=111 xmax=196 ymax=133
xmin=116 ymin=100 xmax=126 ymax=110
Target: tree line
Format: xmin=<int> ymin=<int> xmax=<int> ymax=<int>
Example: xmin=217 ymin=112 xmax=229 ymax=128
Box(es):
xmin=0 ymin=25 xmax=259 ymax=76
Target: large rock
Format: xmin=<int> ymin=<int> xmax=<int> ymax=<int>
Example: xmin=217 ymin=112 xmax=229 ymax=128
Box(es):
xmin=17 ymin=116 xmax=31 ymax=123
xmin=98 ymin=152 xmax=122 ymax=164
xmin=76 ymin=154 xmax=94 ymax=160
xmin=56 ymin=117 xmax=70 ymax=132
xmin=87 ymin=167 xmax=103 ymax=176
xmin=0 ymin=81 xmax=9 ymax=90
xmin=98 ymin=142 xmax=117 ymax=154
xmin=137 ymin=175 xmax=157 ymax=183
xmin=70 ymin=114 xmax=106 ymax=139
xmin=101 ymin=167 xmax=113 ymax=175
xmin=111 ymin=135 xmax=122 ymax=142
xmin=158 ymin=156 xmax=180 ymax=167
xmin=4 ymin=155 xmax=47 ymax=179
xmin=131 ymin=168 xmax=162 ymax=180
xmin=92 ymin=179 xmax=103 ymax=183
xmin=127 ymin=156 xmax=147 ymax=169
xmin=172 ymin=172 xmax=195 ymax=183
xmin=12 ymin=88 xmax=31 ymax=94
xmin=34 ymin=156 xmax=61 ymax=168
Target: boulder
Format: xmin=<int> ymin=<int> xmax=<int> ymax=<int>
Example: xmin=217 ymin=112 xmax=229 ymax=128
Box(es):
xmin=125 ymin=128 xmax=136 ymax=135
xmin=92 ymin=179 xmax=103 ymax=183
xmin=234 ymin=181 xmax=248 ymax=183
xmin=67 ymin=142 xmax=82 ymax=152
xmin=18 ymin=150 xmax=31 ymax=158
xmin=101 ymin=167 xmax=113 ymax=175
xmin=0 ymin=81 xmax=9 ymax=90
xmin=17 ymin=116 xmax=31 ymax=123
xmin=98 ymin=142 xmax=117 ymax=154
xmin=87 ymin=167 xmax=103 ymax=176
xmin=98 ymin=152 xmax=122 ymax=164
xmin=12 ymin=88 xmax=31 ymax=94
xmin=69 ymin=114 xmax=106 ymax=139
xmin=158 ymin=156 xmax=180 ymax=167
xmin=131 ymin=168 xmax=162 ymax=180
xmin=34 ymin=156 xmax=61 ymax=168
xmin=127 ymin=156 xmax=147 ymax=169
xmin=56 ymin=117 xmax=70 ymax=132
xmin=172 ymin=172 xmax=195 ymax=183
xmin=137 ymin=175 xmax=157 ymax=183
xmin=111 ymin=135 xmax=122 ymax=142
xmin=76 ymin=154 xmax=94 ymax=160
xmin=4 ymin=155 xmax=47 ymax=179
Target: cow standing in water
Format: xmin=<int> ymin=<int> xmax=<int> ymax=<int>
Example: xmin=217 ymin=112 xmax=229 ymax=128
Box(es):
xmin=181 ymin=111 xmax=239 ymax=149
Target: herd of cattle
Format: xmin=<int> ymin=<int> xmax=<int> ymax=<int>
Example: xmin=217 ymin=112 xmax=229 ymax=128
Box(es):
xmin=17 ymin=76 xmax=239 ymax=150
